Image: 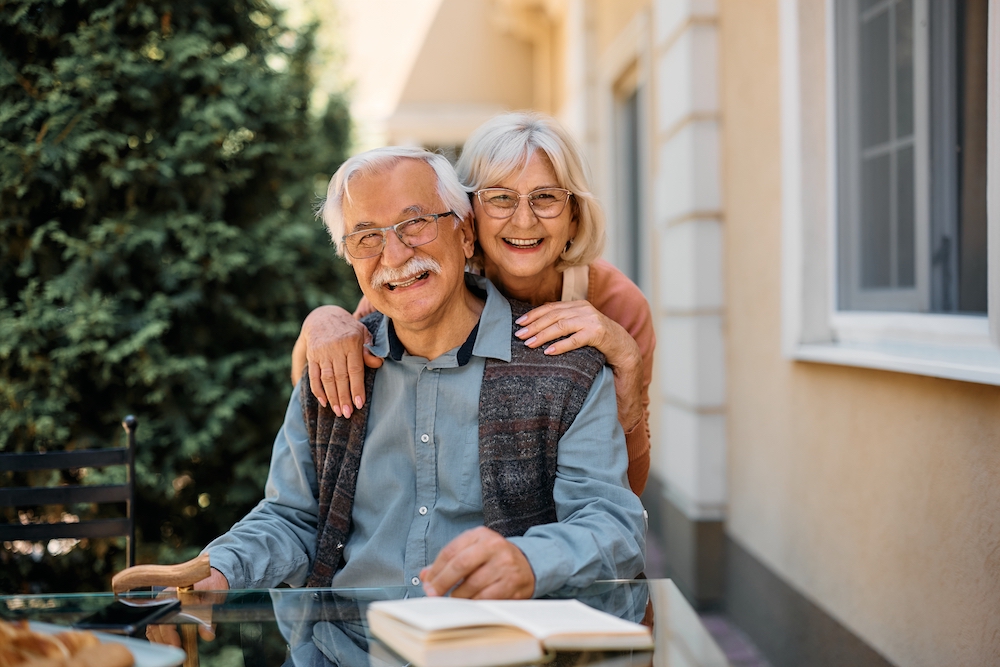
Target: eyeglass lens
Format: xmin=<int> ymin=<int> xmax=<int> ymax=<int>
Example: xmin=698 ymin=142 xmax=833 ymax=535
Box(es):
xmin=345 ymin=215 xmax=443 ymax=259
xmin=477 ymin=188 xmax=571 ymax=218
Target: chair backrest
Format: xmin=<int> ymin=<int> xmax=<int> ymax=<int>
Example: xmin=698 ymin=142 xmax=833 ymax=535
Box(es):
xmin=0 ymin=416 xmax=137 ymax=567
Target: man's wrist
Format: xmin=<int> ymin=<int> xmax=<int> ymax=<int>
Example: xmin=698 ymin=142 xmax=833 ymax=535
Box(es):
xmin=202 ymin=567 xmax=231 ymax=591
xmin=507 ymin=536 xmax=566 ymax=598
xmin=201 ymin=549 xmax=242 ymax=590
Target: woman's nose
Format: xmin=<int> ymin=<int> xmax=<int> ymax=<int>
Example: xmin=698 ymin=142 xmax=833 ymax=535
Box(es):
xmin=510 ymin=198 xmax=537 ymax=227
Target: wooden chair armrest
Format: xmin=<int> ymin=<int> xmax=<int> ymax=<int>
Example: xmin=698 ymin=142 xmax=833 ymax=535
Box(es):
xmin=112 ymin=553 xmax=211 ymax=594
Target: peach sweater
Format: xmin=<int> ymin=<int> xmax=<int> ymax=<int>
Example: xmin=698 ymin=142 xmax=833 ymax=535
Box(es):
xmin=561 ymin=259 xmax=655 ymax=495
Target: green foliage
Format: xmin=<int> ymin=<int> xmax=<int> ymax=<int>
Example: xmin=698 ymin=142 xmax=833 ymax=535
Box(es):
xmin=0 ymin=0 xmax=359 ymax=593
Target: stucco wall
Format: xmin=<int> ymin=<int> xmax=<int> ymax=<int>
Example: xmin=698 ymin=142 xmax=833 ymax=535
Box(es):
xmin=396 ymin=0 xmax=533 ymax=108
xmin=350 ymin=0 xmax=534 ymax=147
xmin=594 ymin=0 xmax=650 ymax=56
xmin=719 ymin=2 xmax=1000 ymax=666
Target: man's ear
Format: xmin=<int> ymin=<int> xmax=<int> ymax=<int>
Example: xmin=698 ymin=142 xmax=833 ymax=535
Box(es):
xmin=459 ymin=214 xmax=476 ymax=259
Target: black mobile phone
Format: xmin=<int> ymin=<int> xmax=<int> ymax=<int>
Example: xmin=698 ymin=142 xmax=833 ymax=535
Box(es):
xmin=73 ymin=597 xmax=181 ymax=635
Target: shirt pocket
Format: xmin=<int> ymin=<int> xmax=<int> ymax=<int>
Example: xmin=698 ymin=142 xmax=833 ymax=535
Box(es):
xmin=438 ymin=439 xmax=482 ymax=511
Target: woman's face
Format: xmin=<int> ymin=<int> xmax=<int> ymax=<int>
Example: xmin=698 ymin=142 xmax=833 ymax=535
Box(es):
xmin=472 ymin=150 xmax=578 ymax=289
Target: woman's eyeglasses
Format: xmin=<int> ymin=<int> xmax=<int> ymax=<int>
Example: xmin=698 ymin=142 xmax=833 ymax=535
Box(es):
xmin=474 ymin=188 xmax=573 ymax=219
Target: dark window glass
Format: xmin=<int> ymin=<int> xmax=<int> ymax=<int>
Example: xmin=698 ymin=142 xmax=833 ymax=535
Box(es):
xmin=861 ymin=154 xmax=892 ymax=288
xmin=623 ymin=90 xmax=641 ymax=284
xmin=860 ymin=10 xmax=891 ymax=148
xmin=897 ymin=145 xmax=915 ymax=286
xmin=895 ymin=0 xmax=914 ymax=138
xmin=956 ymin=0 xmax=988 ymax=312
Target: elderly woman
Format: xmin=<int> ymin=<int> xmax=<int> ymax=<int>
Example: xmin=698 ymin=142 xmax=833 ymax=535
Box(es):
xmin=292 ymin=111 xmax=655 ymax=495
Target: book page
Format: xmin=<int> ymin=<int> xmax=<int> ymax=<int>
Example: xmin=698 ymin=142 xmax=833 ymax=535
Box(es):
xmin=481 ymin=600 xmax=649 ymax=640
xmin=368 ymin=598 xmax=508 ymax=633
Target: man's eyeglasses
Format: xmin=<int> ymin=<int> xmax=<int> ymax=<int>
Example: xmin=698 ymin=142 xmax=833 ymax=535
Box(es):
xmin=342 ymin=211 xmax=455 ymax=259
xmin=474 ymin=188 xmax=573 ymax=219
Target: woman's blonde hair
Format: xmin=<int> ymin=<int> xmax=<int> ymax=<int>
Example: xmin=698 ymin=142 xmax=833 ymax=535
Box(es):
xmin=455 ymin=111 xmax=605 ymax=271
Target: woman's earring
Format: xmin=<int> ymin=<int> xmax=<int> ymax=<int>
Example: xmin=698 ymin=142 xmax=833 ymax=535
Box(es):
xmin=564 ymin=238 xmax=575 ymax=253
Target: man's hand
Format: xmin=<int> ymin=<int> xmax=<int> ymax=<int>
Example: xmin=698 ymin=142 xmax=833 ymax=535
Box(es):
xmin=189 ymin=566 xmax=231 ymax=592
xmin=145 ymin=567 xmax=230 ymax=647
xmin=420 ymin=527 xmax=535 ymax=599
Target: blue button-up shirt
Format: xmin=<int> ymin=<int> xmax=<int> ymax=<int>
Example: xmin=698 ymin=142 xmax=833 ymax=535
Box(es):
xmin=205 ymin=276 xmax=645 ymax=597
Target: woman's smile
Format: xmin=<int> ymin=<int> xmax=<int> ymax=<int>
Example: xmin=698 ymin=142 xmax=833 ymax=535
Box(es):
xmin=503 ymin=237 xmax=544 ymax=249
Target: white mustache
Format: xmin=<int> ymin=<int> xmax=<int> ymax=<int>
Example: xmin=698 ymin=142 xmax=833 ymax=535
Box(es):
xmin=370 ymin=256 xmax=442 ymax=290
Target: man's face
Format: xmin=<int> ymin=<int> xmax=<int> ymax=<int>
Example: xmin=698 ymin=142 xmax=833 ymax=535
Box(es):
xmin=343 ymin=159 xmax=475 ymax=332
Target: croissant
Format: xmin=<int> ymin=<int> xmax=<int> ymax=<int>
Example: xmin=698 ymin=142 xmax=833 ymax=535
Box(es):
xmin=0 ymin=620 xmax=134 ymax=667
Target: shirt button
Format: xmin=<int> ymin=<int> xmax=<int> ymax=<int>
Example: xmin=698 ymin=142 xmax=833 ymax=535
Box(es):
xmin=418 ymin=506 xmax=428 ymax=515
xmin=411 ymin=577 xmax=420 ymax=586
xmin=420 ymin=434 xmax=430 ymax=443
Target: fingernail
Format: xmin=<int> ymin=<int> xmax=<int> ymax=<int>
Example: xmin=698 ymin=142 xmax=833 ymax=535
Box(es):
xmin=515 ymin=315 xmax=527 ymax=324
xmin=544 ymin=346 xmax=555 ymax=355
xmin=524 ymin=336 xmax=537 ymax=346
xmin=333 ymin=405 xmax=342 ymax=417
xmin=354 ymin=396 xmax=363 ymax=409
xmin=319 ymin=397 xmax=327 ymax=408
xmin=514 ymin=328 xmax=529 ymax=339
xmin=342 ymin=405 xmax=352 ymax=418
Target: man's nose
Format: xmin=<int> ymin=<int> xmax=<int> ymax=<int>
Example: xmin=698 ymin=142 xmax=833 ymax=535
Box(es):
xmin=381 ymin=229 xmax=414 ymax=267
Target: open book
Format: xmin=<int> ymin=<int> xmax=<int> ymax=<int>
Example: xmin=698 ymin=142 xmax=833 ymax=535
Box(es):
xmin=366 ymin=597 xmax=654 ymax=667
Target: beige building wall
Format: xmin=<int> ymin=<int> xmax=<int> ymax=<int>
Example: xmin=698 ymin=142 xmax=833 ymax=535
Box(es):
xmin=388 ymin=0 xmax=535 ymax=147
xmin=594 ymin=0 xmax=649 ymax=54
xmin=720 ymin=2 xmax=1000 ymax=666
xmin=330 ymin=0 xmax=535 ymax=150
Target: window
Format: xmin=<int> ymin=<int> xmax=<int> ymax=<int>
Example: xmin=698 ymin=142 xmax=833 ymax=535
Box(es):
xmin=615 ymin=76 xmax=644 ymax=285
xmin=779 ymin=0 xmax=1000 ymax=385
xmin=834 ymin=0 xmax=988 ymax=314
xmin=595 ymin=8 xmax=651 ymax=293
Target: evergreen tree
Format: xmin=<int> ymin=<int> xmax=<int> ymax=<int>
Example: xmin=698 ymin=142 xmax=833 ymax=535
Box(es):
xmin=0 ymin=0 xmax=358 ymax=592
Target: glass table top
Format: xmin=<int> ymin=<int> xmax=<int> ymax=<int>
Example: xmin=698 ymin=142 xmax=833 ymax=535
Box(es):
xmin=0 ymin=579 xmax=728 ymax=667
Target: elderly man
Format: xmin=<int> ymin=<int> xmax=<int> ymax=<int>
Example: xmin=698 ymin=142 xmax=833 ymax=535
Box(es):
xmin=197 ymin=147 xmax=644 ymax=599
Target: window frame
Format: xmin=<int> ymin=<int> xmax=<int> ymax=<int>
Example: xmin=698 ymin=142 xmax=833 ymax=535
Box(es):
xmin=780 ymin=0 xmax=1000 ymax=386
xmin=614 ymin=81 xmax=645 ymax=286
xmin=596 ymin=9 xmax=653 ymax=293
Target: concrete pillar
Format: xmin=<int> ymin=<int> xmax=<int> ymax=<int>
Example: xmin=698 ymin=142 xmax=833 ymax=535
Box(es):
xmin=646 ymin=0 xmax=726 ymax=608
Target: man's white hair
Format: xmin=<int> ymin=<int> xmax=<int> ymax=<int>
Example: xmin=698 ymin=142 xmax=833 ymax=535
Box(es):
xmin=319 ymin=147 xmax=472 ymax=264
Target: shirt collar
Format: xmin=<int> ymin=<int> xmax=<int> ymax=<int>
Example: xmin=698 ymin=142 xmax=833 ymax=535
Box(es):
xmin=367 ymin=273 xmax=513 ymax=365
xmin=469 ymin=273 xmax=512 ymax=362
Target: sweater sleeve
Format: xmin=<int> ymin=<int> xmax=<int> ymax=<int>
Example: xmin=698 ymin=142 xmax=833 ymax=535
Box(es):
xmin=586 ymin=260 xmax=656 ymax=496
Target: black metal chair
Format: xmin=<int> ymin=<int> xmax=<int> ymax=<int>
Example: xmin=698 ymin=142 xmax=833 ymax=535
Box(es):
xmin=0 ymin=415 xmax=137 ymax=567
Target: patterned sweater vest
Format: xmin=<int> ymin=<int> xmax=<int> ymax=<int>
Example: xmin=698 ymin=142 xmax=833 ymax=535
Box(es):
xmin=302 ymin=300 xmax=605 ymax=587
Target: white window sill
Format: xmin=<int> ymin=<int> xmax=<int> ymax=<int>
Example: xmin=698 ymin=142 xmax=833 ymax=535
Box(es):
xmin=791 ymin=335 xmax=1000 ymax=386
